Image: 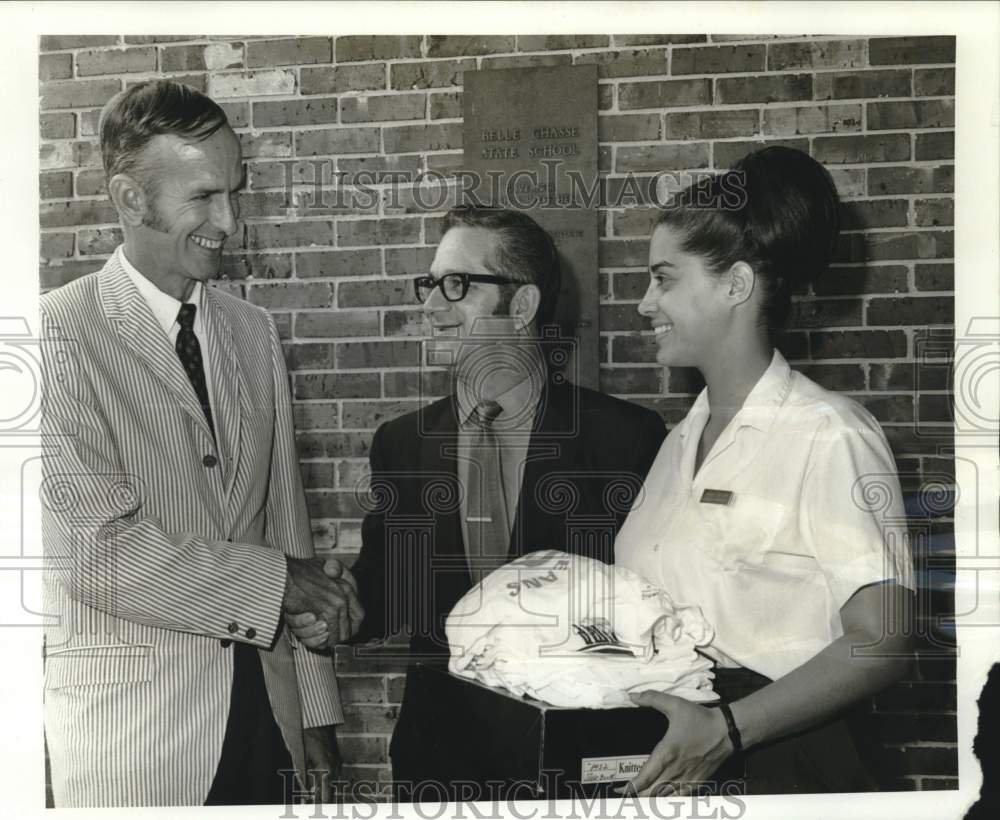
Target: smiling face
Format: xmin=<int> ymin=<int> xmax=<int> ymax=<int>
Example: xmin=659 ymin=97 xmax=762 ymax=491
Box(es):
xmin=637 ymin=223 xmax=733 ymax=369
xmin=422 ymin=226 xmax=517 ymax=369
xmin=125 ymin=126 xmax=244 ymax=300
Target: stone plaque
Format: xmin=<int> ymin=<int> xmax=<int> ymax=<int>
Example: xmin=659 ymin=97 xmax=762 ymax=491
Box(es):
xmin=462 ymin=64 xmax=600 ymax=389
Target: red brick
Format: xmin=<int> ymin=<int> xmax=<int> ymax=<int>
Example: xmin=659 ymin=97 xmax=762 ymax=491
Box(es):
xmin=390 ymin=59 xmax=475 ymax=90
xmin=341 ymin=94 xmax=426 ymax=124
xmin=796 ymin=363 xmax=865 ymax=391
xmin=664 ymin=109 xmax=758 ymax=140
xmin=123 ymin=35 xmax=198 ymax=45
xmin=574 ymin=49 xmax=669 ymax=79
xmin=611 ymin=334 xmax=658 ymax=364
xmin=612 ymin=208 xmax=660 ymax=238
xmin=776 ymin=331 xmax=810 ymax=361
xmin=246 ymin=37 xmax=331 ymax=67
xmin=340 ymin=156 xmax=421 ymax=185
xmin=247 ymin=221 xmax=332 ymax=249
xmin=429 ymin=91 xmax=462 ymax=120
xmin=763 ymin=103 xmax=861 ymax=136
xmin=161 ymin=42 xmax=244 ymax=72
xmin=717 ymin=74 xmax=812 ymax=104
xmin=40 ymin=200 xmax=118 ymax=228
xmin=813 ymin=133 xmax=910 ymax=164
xmin=296 ymin=249 xmax=381 ymax=278
xmin=611 ymin=271 xmax=650 ymax=300
xmin=790 ymin=298 xmax=863 ymax=328
xmin=868 ymin=296 xmax=953 ymax=326
xmin=672 ymin=44 xmax=764 ymax=74
xmin=385 ymin=248 xmax=436 ymax=277
xmin=336 ymin=735 xmax=387 ymax=764
xmin=296 ymin=431 xmax=371 ymax=459
xmin=868 ymin=99 xmax=954 ymax=130
xmin=338 ymin=279 xmax=413 ymax=308
xmin=336 ymin=35 xmax=422 ymax=62
xmin=914 ymin=199 xmax=953 ymax=227
xmin=599 ymin=304 xmax=647 ymax=332
xmin=618 ymin=78 xmax=711 ymax=110
xmin=39 ymin=53 xmax=72 ymax=81
xmin=220 ymin=252 xmax=292 ymax=280
xmin=767 ymin=39 xmax=865 ymax=70
xmin=712 ymin=138 xmax=808 ymax=169
xmin=829 ymin=168 xmax=867 ymax=199
xmin=869 ymin=36 xmax=955 ymax=66
xmin=599 ymin=239 xmax=647 ymax=268
xmin=295 ymin=311 xmax=380 ymax=338
xmin=383 ymin=309 xmax=426 ymax=338
xmin=616 ymin=143 xmax=709 ymax=173
xmin=914 ymin=263 xmax=953 ymax=292
xmin=853 ymin=394 xmax=914 ymax=424
xmin=341 ymin=400 xmax=420 ymax=429
xmin=599 ymin=367 xmax=662 ymax=395
xmin=914 ymin=68 xmax=955 ymax=97
xmin=77 ymin=227 xmax=123 ymax=255
xmin=426 ymin=35 xmax=514 ymax=58
xmin=839 ymin=199 xmax=909 ymax=230
xmin=292 ymin=403 xmax=339 ymax=430
xmin=40 ymin=172 xmax=72 ymax=200
xmin=307 ymin=488 xmax=370 ymax=520
xmin=300 ymin=462 xmax=336 ymax=490
xmin=337 ymin=341 xmax=421 ymax=369
xmin=480 ymin=53 xmax=572 ymax=71
xmin=918 ymin=395 xmax=953 ymax=423
xmin=338 ymin=219 xmax=420 ymax=248
xmin=295 ymin=372 xmax=382 ymax=400
xmin=814 ymin=265 xmax=908 ymax=297
xmin=383 ymin=123 xmax=462 ymax=154
xmin=40 ymin=261 xmax=102 ymax=290
xmin=296 ymin=127 xmax=380 ymax=157
xmin=813 ymin=69 xmax=911 ymax=101
xmin=283 ymin=342 xmax=336 ymax=371
xmin=873 ymin=231 xmax=953 ymax=261
xmin=40 ymin=112 xmax=75 ymax=140
xmin=810 ymin=330 xmax=908 ymax=359
xmin=252 ymin=98 xmax=338 ymax=128
xmin=40 ymin=232 xmax=74 ymax=261
xmin=248 ymin=282 xmax=333 ymax=310
xmin=40 ymin=35 xmax=118 ymax=51
xmin=209 ymin=69 xmax=295 ymax=98
xmin=613 ymin=35 xmax=707 ymax=47
xmin=915 ymin=132 xmax=954 ymax=161
xmin=40 ymin=78 xmax=120 ymax=110
xmin=302 ymin=64 xmax=386 ymax=95
xmin=517 ymin=35 xmax=608 ymax=50
xmin=76 ymin=46 xmax=155 ymax=76
xmin=598 ymin=114 xmax=660 ymax=142
xmin=869 ymin=165 xmax=953 ymax=195
xmin=339 ymin=704 xmax=400 ymax=735
xmin=382 ymin=370 xmax=451 ymax=399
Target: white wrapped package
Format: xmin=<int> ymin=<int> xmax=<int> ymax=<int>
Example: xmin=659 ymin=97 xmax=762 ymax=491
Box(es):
xmin=446 ymin=550 xmax=718 ymax=708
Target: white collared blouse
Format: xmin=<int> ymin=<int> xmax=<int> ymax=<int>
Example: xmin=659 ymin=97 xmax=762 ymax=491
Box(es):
xmin=615 ymin=349 xmax=915 ymax=681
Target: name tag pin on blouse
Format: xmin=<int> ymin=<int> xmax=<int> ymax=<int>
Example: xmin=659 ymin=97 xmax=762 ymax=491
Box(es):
xmin=700 ymin=489 xmax=735 ymax=506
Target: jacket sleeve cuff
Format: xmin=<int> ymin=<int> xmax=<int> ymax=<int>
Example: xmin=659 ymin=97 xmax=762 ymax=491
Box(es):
xmin=294 ymin=646 xmax=344 ymax=727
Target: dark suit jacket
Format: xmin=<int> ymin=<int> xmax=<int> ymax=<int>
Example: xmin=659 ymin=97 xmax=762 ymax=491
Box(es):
xmin=348 ymin=375 xmax=666 ymax=768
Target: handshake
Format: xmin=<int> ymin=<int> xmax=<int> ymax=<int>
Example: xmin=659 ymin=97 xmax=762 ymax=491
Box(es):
xmin=283 ymin=556 xmax=365 ymax=650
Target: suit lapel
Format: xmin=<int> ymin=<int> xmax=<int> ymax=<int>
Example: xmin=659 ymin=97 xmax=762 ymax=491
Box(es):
xmin=509 ymin=379 xmax=571 ymax=558
xmin=420 ymin=397 xmax=470 ymax=573
xmin=201 ymin=287 xmax=247 ymax=500
xmin=97 ymin=255 xmax=214 ymax=445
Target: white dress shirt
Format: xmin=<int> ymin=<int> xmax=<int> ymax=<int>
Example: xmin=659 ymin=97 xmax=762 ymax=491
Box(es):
xmin=615 ymin=349 xmax=915 ymax=682
xmin=118 ymin=246 xmax=223 ymax=464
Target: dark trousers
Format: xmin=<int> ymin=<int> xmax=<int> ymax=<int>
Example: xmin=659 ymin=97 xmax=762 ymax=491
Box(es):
xmin=205 ymin=642 xmax=295 ymax=805
xmin=710 ymin=667 xmax=876 ymax=794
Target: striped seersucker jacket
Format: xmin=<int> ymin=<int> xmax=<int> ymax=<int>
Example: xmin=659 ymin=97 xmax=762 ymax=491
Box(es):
xmin=40 ymin=250 xmax=342 ymax=807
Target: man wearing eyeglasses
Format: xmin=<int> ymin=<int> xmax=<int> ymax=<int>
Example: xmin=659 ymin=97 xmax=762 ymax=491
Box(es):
xmin=287 ymin=206 xmax=666 ymax=797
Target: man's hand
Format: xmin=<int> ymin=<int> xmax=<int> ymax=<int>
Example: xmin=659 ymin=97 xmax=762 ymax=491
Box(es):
xmin=284 ymin=557 xmax=364 ymax=646
xmin=303 ymin=724 xmax=342 ymax=803
xmin=616 ymin=692 xmax=734 ymax=797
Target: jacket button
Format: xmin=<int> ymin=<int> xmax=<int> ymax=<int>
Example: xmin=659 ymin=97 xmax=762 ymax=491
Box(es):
xmin=203 ymin=454 xmax=218 ymax=468
xmin=245 ymin=628 xmax=257 ymax=640
xmin=227 ymin=621 xmax=239 ymax=634
xmin=220 ymin=639 xmax=232 ymax=648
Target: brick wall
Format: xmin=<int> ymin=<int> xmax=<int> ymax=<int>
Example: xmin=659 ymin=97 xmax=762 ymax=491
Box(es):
xmin=38 ymin=33 xmax=957 ymax=795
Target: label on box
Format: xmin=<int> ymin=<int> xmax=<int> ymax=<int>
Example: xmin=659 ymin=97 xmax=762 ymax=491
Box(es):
xmin=580 ymin=755 xmax=649 ymax=784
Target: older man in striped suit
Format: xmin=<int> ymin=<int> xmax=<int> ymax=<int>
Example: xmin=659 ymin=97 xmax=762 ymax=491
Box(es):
xmin=40 ymin=79 xmax=362 ymax=807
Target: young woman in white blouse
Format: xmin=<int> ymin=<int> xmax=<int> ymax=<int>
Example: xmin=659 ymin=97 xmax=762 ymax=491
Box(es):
xmin=615 ymin=147 xmax=916 ymax=795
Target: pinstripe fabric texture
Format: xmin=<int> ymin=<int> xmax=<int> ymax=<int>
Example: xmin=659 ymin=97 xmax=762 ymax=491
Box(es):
xmin=40 ymin=250 xmax=343 ymax=807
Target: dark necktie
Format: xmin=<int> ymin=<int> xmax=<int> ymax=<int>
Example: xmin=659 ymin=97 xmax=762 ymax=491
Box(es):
xmin=175 ymin=302 xmax=215 ymax=442
xmin=465 ymin=400 xmax=509 ymax=583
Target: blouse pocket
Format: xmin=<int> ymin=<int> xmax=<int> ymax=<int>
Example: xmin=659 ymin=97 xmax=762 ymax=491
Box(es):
xmin=693 ymin=493 xmax=791 ymax=571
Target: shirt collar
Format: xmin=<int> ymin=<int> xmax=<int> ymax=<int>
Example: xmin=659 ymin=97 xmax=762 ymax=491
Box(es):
xmin=456 ymin=363 xmax=544 ymax=431
xmin=118 ymin=245 xmax=204 ymax=336
xmin=679 ymin=349 xmax=792 ymax=437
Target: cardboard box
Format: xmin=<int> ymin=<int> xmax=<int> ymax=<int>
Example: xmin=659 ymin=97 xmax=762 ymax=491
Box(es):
xmin=392 ymin=661 xmax=671 ymax=800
